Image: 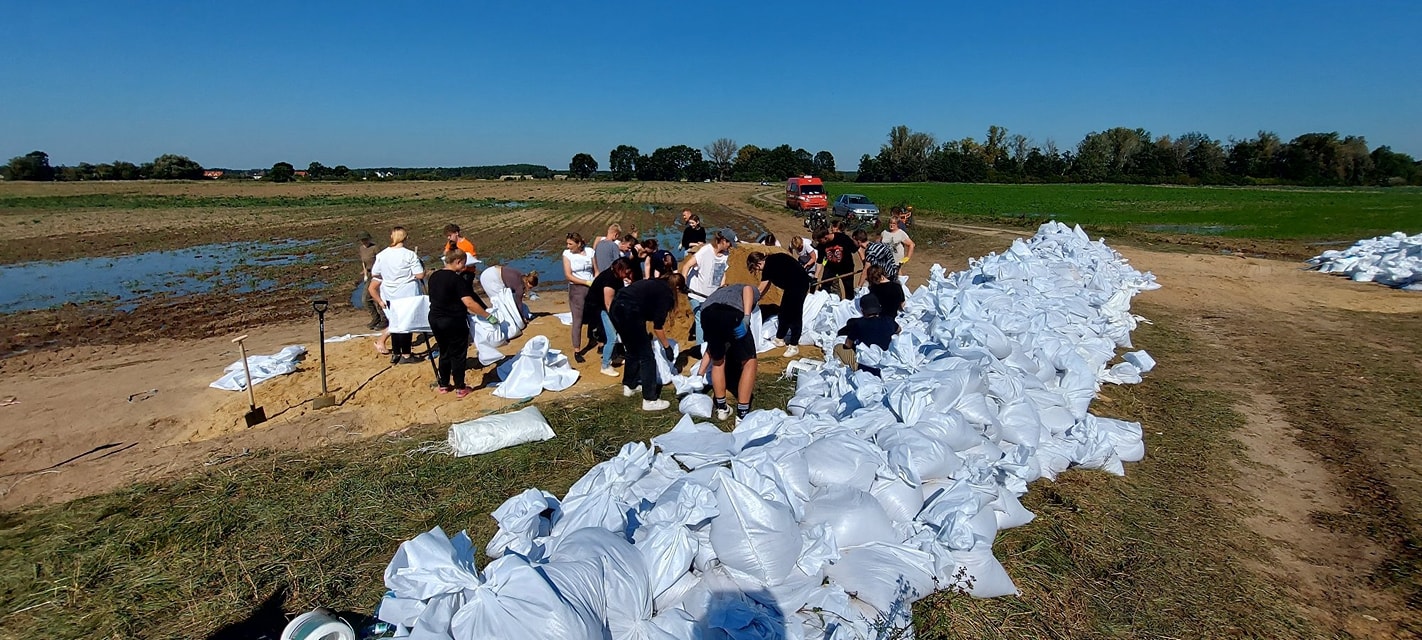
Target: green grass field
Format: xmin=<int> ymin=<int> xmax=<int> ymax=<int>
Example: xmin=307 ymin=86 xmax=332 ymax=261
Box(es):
xmin=825 ymin=182 xmax=1422 ymax=240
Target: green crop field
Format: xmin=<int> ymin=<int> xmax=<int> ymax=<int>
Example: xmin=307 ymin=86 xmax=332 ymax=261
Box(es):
xmin=825 ymin=182 xmax=1422 ymax=240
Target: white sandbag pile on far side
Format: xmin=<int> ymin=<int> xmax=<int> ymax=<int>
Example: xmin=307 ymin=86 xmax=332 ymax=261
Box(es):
xmin=1308 ymin=231 xmax=1422 ymax=291
xmin=374 ymin=221 xmax=1161 ymax=639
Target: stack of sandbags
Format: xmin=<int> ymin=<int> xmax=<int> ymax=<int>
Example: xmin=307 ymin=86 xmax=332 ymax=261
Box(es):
xmin=1308 ymin=231 xmax=1422 ymax=290
xmin=374 ymin=221 xmax=1160 ymax=639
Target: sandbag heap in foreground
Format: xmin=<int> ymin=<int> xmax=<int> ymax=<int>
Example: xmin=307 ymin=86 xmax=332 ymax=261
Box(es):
xmin=375 ymin=222 xmax=1162 ymax=639
xmin=1308 ymin=231 xmax=1422 ymax=290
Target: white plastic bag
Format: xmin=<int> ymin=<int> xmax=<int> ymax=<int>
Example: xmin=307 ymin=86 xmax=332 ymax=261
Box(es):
xmin=447 ymin=406 xmax=554 ymax=457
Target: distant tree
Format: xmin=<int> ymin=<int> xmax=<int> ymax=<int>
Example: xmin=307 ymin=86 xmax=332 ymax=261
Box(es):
xmin=855 ymin=154 xmax=881 ymax=182
xmin=1179 ymin=132 xmax=1226 ymax=181
xmin=704 ymin=138 xmax=738 ymax=181
xmin=609 ymin=145 xmax=639 ymax=181
xmin=148 ymin=154 xmax=204 ymax=180
xmin=569 ymin=153 xmax=598 ymax=179
xmin=653 ymin=145 xmax=705 ymax=181
xmin=881 ymin=125 xmax=936 ymax=181
xmin=730 ymin=145 xmax=764 ymax=181
xmin=1369 ymin=146 xmax=1420 ymax=185
xmin=1226 ymin=131 xmax=1283 ymax=179
xmin=307 ymin=161 xmax=329 ymax=179
xmin=268 ymin=162 xmax=296 ymax=183
xmin=331 ymin=165 xmax=351 ymax=179
xmin=5 ymin=151 xmax=56 ymax=181
xmin=813 ymin=150 xmax=836 ymax=177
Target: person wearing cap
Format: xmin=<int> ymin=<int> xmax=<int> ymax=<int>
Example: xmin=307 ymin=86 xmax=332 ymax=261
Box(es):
xmin=835 ymin=292 xmax=899 ymax=376
xmin=356 ymin=231 xmax=387 ymax=330
xmin=699 ymin=283 xmax=761 ymax=421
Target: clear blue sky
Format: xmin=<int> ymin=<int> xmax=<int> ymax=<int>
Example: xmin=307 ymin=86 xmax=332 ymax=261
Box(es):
xmin=3 ymin=1 xmax=1420 ymax=170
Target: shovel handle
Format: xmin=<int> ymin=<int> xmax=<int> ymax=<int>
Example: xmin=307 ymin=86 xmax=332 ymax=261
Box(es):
xmin=233 ymin=335 xmax=257 ymax=409
xmin=232 ymin=334 xmax=249 ymax=343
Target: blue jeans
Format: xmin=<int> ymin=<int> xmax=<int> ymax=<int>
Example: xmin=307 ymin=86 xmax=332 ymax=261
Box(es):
xmin=600 ymin=310 xmax=619 ymax=368
xmin=690 ymin=298 xmax=704 ymax=344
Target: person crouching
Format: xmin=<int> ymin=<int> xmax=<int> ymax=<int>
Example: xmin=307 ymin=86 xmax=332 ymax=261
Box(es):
xmin=700 ymin=283 xmax=761 ymax=421
xmin=427 ymin=250 xmax=496 ymax=398
xmin=835 ymin=292 xmax=899 ymax=377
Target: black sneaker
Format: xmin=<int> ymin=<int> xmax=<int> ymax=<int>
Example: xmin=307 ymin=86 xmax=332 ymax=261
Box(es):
xmin=398 ymin=355 xmax=423 ymax=365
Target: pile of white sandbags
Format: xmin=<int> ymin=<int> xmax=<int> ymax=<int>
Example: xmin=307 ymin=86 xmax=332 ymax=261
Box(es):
xmin=374 ymin=222 xmax=1160 ymax=639
xmin=1308 ymin=231 xmax=1422 ymax=290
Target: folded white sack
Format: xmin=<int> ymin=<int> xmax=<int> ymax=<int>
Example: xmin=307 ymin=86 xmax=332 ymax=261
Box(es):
xmin=447 ymin=406 xmax=555 ymax=457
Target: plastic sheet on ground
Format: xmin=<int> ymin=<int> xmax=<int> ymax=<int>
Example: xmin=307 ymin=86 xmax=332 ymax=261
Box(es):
xmin=209 ymin=345 xmax=307 ymax=391
xmin=375 ymin=221 xmax=1162 ymax=639
xmin=493 ymin=336 xmax=579 ymax=399
xmin=1308 ymin=231 xmax=1422 ymax=291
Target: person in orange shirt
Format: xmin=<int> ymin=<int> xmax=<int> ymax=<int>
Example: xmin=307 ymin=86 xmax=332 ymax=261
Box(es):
xmin=444 ymin=224 xmax=478 ymax=281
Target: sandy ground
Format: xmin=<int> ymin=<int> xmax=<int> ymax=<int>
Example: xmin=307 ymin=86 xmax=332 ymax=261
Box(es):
xmin=3 ymin=181 xmax=1420 ymax=635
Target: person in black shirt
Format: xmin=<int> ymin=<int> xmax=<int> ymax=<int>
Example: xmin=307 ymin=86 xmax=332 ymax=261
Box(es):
xmin=836 ymin=292 xmax=898 ymax=377
xmin=864 ymin=264 xmax=905 ymax=322
xmin=427 ymin=250 xmax=496 ymax=397
xmin=680 ymin=213 xmax=707 ymax=254
xmin=610 ymin=273 xmax=687 ymax=411
xmin=746 ymin=251 xmax=811 ymax=358
xmin=585 ymin=258 xmax=634 ymax=377
xmin=815 ymin=228 xmax=858 ymax=300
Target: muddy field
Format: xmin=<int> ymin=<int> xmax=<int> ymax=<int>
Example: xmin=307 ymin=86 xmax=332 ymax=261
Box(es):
xmin=1 ymin=180 xmax=1420 ymax=637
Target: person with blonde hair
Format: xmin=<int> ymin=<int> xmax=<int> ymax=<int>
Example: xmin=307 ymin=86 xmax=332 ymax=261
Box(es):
xmin=427 ymin=249 xmax=495 ymax=397
xmin=368 ymin=226 xmax=426 ymax=363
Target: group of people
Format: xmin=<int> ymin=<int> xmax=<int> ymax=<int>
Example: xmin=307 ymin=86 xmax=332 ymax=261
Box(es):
xmin=351 ymin=203 xmax=918 ymax=412
xmin=358 ymin=224 xmax=537 ymax=398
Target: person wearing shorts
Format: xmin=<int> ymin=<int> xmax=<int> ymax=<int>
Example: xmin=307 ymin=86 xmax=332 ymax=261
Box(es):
xmin=699 ymin=283 xmax=761 ymax=421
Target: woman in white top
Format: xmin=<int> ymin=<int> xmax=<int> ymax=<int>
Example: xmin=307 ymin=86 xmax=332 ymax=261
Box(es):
xmin=368 ymin=226 xmax=426 ymax=362
xmin=680 ymin=230 xmax=732 ymax=347
xmin=562 ymin=232 xmax=597 ymax=361
xmin=789 ymin=236 xmax=818 ymax=277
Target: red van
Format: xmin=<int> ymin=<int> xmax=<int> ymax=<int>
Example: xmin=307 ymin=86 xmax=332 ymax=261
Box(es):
xmin=785 ymin=176 xmax=828 ymax=212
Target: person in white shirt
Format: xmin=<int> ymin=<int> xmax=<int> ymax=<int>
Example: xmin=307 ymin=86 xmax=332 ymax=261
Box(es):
xmin=562 ymin=232 xmax=597 ymax=362
xmin=680 ymin=230 xmax=732 ymax=354
xmin=368 ymin=226 xmax=426 ymax=363
xmin=880 ymin=218 xmax=916 ymax=267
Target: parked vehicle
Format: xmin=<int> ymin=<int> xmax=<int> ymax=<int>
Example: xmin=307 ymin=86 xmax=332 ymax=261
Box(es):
xmin=832 ymin=194 xmax=880 ymax=226
xmin=785 ymin=176 xmax=828 ymax=212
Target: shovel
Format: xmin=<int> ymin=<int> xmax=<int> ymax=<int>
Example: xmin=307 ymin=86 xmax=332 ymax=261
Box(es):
xmin=232 ymin=335 xmax=267 ymax=427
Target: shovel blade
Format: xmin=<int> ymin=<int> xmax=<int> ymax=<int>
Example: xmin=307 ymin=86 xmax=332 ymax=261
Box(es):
xmin=244 ymin=407 xmax=267 ymax=427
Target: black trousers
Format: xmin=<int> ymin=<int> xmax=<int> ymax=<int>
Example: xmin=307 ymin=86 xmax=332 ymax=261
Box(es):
xmin=430 ymin=316 xmax=469 ymax=388
xmin=390 ymin=332 xmax=413 ymax=356
xmin=777 ymin=286 xmax=808 ymax=345
xmin=611 ymin=304 xmax=659 ymax=401
xmin=824 ymin=270 xmax=853 ymax=300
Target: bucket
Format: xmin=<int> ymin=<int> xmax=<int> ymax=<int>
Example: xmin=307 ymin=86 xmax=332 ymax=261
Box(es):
xmin=280 ymin=608 xmax=355 ymax=640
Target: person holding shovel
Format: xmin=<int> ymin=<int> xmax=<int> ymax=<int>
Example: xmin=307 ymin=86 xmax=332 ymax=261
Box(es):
xmin=427 ymin=249 xmax=495 ymax=397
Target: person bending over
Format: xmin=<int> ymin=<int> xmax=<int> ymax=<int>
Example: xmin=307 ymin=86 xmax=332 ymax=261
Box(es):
xmin=427 ymin=250 xmax=495 ymax=397
xmin=609 ymin=273 xmax=687 ymax=411
xmin=864 ymin=264 xmax=905 ymax=323
xmin=700 ymin=283 xmax=761 ymax=421
xmin=747 ymin=251 xmax=810 ymax=358
xmin=835 ymin=293 xmax=899 ymax=377
xmin=853 ymin=229 xmax=898 ymax=288
xmin=585 ymin=257 xmax=634 ymax=377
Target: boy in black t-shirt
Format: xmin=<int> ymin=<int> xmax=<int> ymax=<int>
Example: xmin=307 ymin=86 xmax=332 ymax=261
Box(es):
xmin=815 ymin=228 xmax=858 ymax=300
xmin=835 ymin=292 xmax=898 ymax=376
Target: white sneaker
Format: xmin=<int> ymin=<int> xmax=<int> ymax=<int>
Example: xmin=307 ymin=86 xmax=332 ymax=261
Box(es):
xmin=783 ymin=346 xmax=799 ymax=358
xmin=642 ymin=399 xmax=670 ymax=411
xmin=772 ymin=338 xmax=786 ymax=347
xmin=600 ymin=366 xmax=619 ymax=377
xmin=622 ymin=385 xmax=641 ymax=397
xmin=714 ymin=406 xmax=733 ymax=421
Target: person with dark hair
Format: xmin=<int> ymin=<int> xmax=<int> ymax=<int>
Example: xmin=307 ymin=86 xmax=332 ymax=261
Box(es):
xmin=755 ymin=232 xmax=780 ymax=247
xmin=369 ymin=226 xmax=426 ymax=363
xmin=680 ymin=213 xmax=707 ymax=253
xmin=853 ymin=228 xmax=898 ymax=288
xmin=682 ymin=231 xmax=733 ymax=349
xmin=865 ymin=264 xmax=905 ymax=322
xmin=356 ymin=231 xmax=387 ymax=330
xmin=586 ymin=257 xmax=635 ymax=377
xmin=815 ymin=227 xmax=858 ymax=300
xmin=641 ymin=238 xmax=677 ymax=279
xmin=610 ymin=273 xmax=687 ymax=411
xmin=443 ymin=224 xmax=477 ymax=274
xmin=563 ymin=232 xmax=597 ymax=362
xmin=836 ymin=292 xmax=899 ymax=376
xmin=428 ymin=250 xmax=496 ymax=398
xmin=700 ymin=283 xmax=761 ymax=421
xmin=746 ymin=250 xmax=810 ymax=358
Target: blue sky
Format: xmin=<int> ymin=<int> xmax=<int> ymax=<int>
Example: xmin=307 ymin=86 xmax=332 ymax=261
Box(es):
xmin=3 ymin=1 xmax=1420 ymax=169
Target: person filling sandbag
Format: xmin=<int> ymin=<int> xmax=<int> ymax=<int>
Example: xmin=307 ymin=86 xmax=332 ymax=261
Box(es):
xmin=610 ymin=273 xmax=687 ymax=412
xmin=585 ymin=258 xmax=634 ymax=377
xmin=835 ymin=292 xmax=898 ymax=376
xmin=699 ymin=283 xmax=761 ymax=421
xmin=427 ymin=249 xmax=496 ymax=397
xmin=747 ymin=250 xmax=810 ymax=358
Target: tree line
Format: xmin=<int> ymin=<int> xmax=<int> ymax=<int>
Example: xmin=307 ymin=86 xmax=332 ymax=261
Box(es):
xmin=569 ymin=139 xmax=837 ymax=182
xmin=856 ymin=125 xmax=1421 ymax=187
xmin=3 ymin=151 xmax=207 ymax=181
xmin=0 ymin=151 xmax=559 ymax=183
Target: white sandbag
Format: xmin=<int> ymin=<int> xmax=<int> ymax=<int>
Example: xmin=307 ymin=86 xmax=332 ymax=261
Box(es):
xmin=802 ymin=435 xmax=884 ymax=491
xmin=209 ymin=345 xmax=307 ymax=391
xmin=486 ymin=488 xmax=560 ymax=560
xmin=824 ymin=542 xmax=935 ymax=621
xmin=802 ymin=485 xmax=899 ymax=548
xmin=678 ymin=393 xmax=713 ymax=419
xmin=992 ymin=486 xmax=1036 ymax=530
xmin=493 ymin=336 xmax=580 ymax=398
xmin=447 ymin=406 xmax=554 ymax=458
xmin=709 ymin=477 xmax=801 ymax=584
xmin=470 ymin=313 xmax=511 ymax=366
xmin=1123 ymin=350 xmax=1155 ymax=373
xmin=450 ymin=554 xmax=602 ymax=640
xmin=876 ymin=426 xmax=961 ymax=484
xmin=385 ymin=295 xmax=431 ymax=333
xmin=951 ymin=544 xmax=1019 ymax=598
xmin=870 ymin=476 xmax=926 ymax=524
xmin=546 ymin=528 xmax=657 ymax=639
